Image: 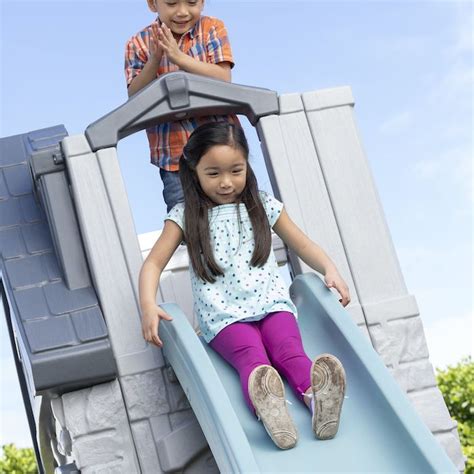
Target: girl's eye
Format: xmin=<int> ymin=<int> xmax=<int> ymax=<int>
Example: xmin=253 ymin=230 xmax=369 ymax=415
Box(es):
xmin=232 ymin=169 xmax=244 ymax=174
xmin=207 ymin=172 xmax=218 ymax=177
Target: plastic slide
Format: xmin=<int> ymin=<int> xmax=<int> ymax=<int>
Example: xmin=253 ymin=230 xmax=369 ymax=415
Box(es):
xmin=161 ymin=273 xmax=457 ymax=473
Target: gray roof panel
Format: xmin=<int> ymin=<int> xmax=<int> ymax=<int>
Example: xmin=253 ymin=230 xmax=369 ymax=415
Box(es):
xmin=0 ymin=125 xmax=117 ymax=394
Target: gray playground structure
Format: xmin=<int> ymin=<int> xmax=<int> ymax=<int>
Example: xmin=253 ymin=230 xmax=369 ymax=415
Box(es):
xmin=0 ymin=72 xmax=466 ymax=473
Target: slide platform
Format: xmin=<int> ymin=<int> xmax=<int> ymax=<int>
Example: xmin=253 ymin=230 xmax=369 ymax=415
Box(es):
xmin=161 ymin=273 xmax=457 ymax=473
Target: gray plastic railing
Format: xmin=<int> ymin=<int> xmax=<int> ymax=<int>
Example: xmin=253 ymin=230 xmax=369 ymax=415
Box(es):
xmin=85 ymin=72 xmax=279 ymax=151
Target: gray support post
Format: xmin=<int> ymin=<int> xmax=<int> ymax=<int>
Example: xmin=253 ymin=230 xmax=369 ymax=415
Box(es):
xmin=257 ymin=94 xmax=367 ymax=332
xmin=62 ymin=135 xmax=162 ymax=376
xmin=302 ymin=87 xmax=464 ymax=470
xmin=62 ymin=134 xmax=217 ymax=473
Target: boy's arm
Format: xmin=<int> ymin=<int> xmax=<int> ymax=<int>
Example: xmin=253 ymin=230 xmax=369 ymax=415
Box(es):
xmin=127 ymin=56 xmax=161 ymax=97
xmin=273 ymin=208 xmax=351 ymax=306
xmin=127 ymin=23 xmax=164 ymax=97
xmin=173 ymin=55 xmax=232 ymax=82
xmin=158 ymin=24 xmax=232 ymax=82
xmin=139 ymin=220 xmax=183 ymax=346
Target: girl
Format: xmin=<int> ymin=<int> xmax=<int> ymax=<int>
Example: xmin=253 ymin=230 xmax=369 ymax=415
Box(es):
xmin=139 ymin=122 xmax=350 ymax=450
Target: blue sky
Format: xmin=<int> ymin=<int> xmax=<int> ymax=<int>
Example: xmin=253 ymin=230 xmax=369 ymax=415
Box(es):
xmin=1 ymin=0 xmax=472 ymax=447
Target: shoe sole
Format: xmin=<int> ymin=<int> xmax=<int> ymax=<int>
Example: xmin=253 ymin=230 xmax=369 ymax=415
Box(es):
xmin=311 ymin=354 xmax=346 ymax=440
xmin=248 ymin=365 xmax=298 ymax=450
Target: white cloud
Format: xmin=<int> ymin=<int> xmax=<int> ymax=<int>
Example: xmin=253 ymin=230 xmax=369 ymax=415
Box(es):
xmin=379 ymin=111 xmax=414 ymax=135
xmin=0 ymin=410 xmax=32 ymax=448
xmin=423 ymin=312 xmax=473 ymax=370
xmin=411 ymin=145 xmax=473 ymax=202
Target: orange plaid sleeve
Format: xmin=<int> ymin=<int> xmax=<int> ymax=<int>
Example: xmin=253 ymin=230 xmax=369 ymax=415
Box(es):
xmin=204 ymin=17 xmax=235 ymax=67
xmin=124 ymin=27 xmax=152 ymax=86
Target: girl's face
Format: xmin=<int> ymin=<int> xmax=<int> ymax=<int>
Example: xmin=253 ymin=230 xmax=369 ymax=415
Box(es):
xmin=195 ymin=145 xmax=247 ymax=205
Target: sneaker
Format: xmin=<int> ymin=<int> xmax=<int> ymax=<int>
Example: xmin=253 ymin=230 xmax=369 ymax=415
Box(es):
xmin=248 ymin=365 xmax=298 ymax=450
xmin=311 ymin=354 xmax=346 ymax=440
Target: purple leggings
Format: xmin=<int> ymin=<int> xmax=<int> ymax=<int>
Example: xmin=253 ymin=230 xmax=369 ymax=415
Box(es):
xmin=209 ymin=311 xmax=312 ymax=413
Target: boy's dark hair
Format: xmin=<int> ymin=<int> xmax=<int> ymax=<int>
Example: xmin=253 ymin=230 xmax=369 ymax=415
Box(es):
xmin=179 ymin=122 xmax=272 ymax=283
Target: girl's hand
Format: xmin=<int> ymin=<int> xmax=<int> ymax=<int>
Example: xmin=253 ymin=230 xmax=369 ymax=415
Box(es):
xmin=149 ymin=23 xmax=164 ymax=64
xmin=324 ymin=271 xmax=351 ymax=307
xmin=157 ymin=23 xmax=184 ymax=65
xmin=141 ymin=304 xmax=173 ymax=348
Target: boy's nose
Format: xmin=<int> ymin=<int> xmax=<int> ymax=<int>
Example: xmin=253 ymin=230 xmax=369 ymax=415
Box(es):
xmin=176 ymin=5 xmax=188 ymax=16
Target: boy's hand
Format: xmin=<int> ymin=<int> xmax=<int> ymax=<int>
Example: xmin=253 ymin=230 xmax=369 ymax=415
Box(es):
xmin=150 ymin=23 xmax=164 ymax=64
xmin=141 ymin=304 xmax=173 ymax=348
xmin=157 ymin=23 xmax=184 ymax=65
xmin=324 ymin=271 xmax=351 ymax=307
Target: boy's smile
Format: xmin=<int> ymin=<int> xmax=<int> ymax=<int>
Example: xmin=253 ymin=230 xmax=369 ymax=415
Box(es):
xmin=148 ymin=0 xmax=204 ymax=39
xmin=195 ymin=145 xmax=248 ymax=205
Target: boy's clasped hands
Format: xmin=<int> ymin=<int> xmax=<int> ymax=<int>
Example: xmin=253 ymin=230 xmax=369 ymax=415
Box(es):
xmin=149 ymin=22 xmax=185 ymax=66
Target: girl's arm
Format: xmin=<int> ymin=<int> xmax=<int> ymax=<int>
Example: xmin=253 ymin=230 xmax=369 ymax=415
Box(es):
xmin=273 ymin=208 xmax=351 ymax=307
xmin=157 ymin=24 xmax=232 ymax=82
xmin=139 ymin=220 xmax=184 ymax=346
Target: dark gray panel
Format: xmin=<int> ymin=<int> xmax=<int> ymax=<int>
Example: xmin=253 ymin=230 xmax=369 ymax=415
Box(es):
xmin=43 ymin=282 xmax=97 ymax=315
xmin=28 ymin=130 xmax=66 ymax=150
xmin=0 ymin=170 xmax=7 ymax=199
xmin=5 ymin=254 xmax=46 ymax=289
xmin=85 ymin=71 xmax=279 ymax=150
xmin=24 ymin=315 xmax=78 ymax=353
xmin=0 ymin=125 xmax=117 ymax=395
xmin=42 ymin=253 xmax=62 ymax=282
xmin=22 ymin=223 xmax=53 ymax=254
xmin=39 ymin=172 xmax=91 ymax=290
xmin=71 ymin=307 xmax=108 ymax=342
xmin=14 ymin=287 xmax=50 ymax=320
xmin=0 ymin=199 xmax=23 ymax=226
xmin=0 ymin=134 xmax=26 ymax=167
xmin=33 ymin=339 xmax=117 ymax=394
xmin=3 ymin=164 xmax=32 ymax=196
xmin=0 ymin=227 xmax=27 ymax=258
xmin=19 ymin=195 xmax=42 ymax=223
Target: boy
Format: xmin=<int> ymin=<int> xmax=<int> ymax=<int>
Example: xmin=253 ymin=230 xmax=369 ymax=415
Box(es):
xmin=125 ymin=0 xmax=238 ymax=211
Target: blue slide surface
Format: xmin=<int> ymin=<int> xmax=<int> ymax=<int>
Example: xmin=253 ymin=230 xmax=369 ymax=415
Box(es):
xmin=161 ymin=273 xmax=457 ymax=473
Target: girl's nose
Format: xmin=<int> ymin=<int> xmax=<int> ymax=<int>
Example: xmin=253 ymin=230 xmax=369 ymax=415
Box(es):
xmin=220 ymin=176 xmax=232 ymax=188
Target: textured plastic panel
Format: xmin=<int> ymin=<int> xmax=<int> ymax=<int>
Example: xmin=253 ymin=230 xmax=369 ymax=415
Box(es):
xmin=156 ymin=418 xmax=209 ymax=472
xmin=64 ymin=140 xmax=163 ymax=376
xmin=0 ymin=126 xmax=117 ymax=394
xmin=161 ymin=274 xmax=456 ymax=473
xmin=85 ymin=72 xmax=279 ymax=150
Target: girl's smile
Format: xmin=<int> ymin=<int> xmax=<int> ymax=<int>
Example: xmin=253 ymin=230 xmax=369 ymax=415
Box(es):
xmin=195 ymin=145 xmax=247 ymax=205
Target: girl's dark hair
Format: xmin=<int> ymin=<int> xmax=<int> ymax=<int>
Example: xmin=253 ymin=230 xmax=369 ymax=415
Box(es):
xmin=179 ymin=122 xmax=272 ymax=283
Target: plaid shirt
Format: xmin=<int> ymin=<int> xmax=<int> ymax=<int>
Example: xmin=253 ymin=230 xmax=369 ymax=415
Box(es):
xmin=125 ymin=16 xmax=237 ymax=171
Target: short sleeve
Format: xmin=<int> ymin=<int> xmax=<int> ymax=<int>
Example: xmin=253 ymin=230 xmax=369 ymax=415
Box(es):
xmin=205 ymin=18 xmax=234 ymax=67
xmin=259 ymin=191 xmax=283 ymax=227
xmin=165 ymin=203 xmax=185 ymax=230
xmin=124 ymin=32 xmax=150 ymax=86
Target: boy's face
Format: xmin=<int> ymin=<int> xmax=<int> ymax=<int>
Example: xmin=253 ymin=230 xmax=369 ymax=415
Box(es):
xmin=148 ymin=0 xmax=204 ymax=38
